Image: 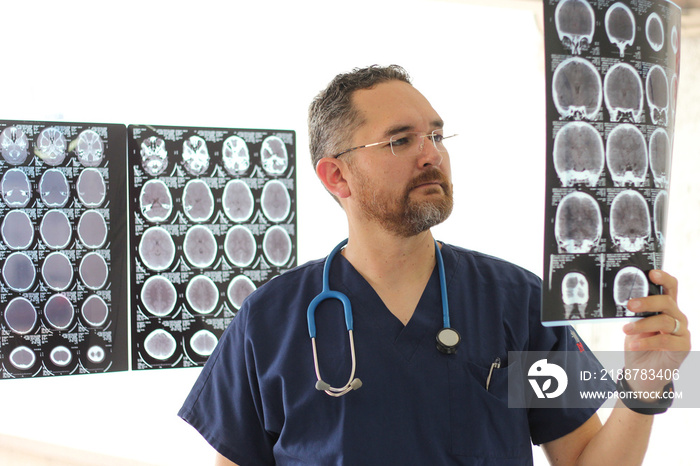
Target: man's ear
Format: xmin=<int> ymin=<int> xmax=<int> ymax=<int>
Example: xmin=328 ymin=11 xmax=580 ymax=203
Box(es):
xmin=316 ymin=157 xmax=351 ymax=199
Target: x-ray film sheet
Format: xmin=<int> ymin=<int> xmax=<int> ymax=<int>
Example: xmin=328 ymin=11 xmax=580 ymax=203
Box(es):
xmin=542 ymin=0 xmax=680 ymax=325
xmin=128 ymin=125 xmax=297 ymax=370
xmin=0 ymin=120 xmax=129 ymax=377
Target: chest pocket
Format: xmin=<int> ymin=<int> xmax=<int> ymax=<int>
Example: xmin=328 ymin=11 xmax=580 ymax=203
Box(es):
xmin=448 ymin=359 xmax=531 ymax=460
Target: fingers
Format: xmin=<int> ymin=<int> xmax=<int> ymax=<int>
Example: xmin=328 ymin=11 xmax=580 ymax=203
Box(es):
xmin=649 ymin=269 xmax=678 ymax=300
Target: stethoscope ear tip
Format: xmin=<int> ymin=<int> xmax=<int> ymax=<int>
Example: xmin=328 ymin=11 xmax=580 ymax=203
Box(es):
xmin=350 ymin=378 xmax=363 ymax=390
xmin=315 ymin=380 xmax=331 ymax=391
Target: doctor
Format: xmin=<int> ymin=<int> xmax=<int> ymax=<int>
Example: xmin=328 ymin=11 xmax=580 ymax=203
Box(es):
xmin=179 ymin=65 xmax=690 ymax=465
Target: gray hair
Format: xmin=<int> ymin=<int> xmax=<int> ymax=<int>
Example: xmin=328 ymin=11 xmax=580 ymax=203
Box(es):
xmin=308 ymin=65 xmax=412 ymax=169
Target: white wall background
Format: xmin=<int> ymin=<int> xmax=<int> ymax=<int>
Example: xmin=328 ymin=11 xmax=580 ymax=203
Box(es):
xmin=0 ymin=0 xmax=697 ymax=464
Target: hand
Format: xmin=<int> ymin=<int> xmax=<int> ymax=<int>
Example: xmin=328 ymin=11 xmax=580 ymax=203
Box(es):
xmin=621 ymin=270 xmax=690 ymax=393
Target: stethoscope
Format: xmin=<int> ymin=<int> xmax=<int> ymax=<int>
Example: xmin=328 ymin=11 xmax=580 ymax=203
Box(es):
xmin=307 ymin=239 xmax=461 ymax=397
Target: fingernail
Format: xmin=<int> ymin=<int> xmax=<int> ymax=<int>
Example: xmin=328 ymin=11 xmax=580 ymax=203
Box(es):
xmin=650 ymin=270 xmax=662 ymax=281
xmin=628 ymin=299 xmax=641 ymax=311
xmin=623 ymin=322 xmax=634 ymax=332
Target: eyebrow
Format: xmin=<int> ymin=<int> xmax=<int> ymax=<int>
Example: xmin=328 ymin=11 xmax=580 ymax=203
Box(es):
xmin=382 ymin=119 xmax=445 ymax=138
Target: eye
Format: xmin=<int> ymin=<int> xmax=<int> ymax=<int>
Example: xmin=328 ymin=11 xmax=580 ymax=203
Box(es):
xmin=430 ymin=132 xmax=444 ymax=144
xmin=390 ymin=134 xmax=412 ymax=147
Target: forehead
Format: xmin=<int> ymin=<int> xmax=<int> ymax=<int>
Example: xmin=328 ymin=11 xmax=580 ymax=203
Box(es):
xmin=351 ymin=80 xmax=443 ymax=138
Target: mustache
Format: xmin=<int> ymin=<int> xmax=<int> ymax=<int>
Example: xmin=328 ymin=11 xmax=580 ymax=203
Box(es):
xmin=408 ymin=168 xmax=451 ymax=192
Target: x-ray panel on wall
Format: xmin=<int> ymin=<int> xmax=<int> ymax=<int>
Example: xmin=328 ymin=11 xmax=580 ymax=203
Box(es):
xmin=128 ymin=125 xmax=297 ymax=370
xmin=0 ymin=120 xmax=129 ymax=378
xmin=542 ymin=0 xmax=680 ymax=325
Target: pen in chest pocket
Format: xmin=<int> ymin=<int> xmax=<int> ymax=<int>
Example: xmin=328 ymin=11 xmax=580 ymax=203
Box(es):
xmin=486 ymin=357 xmax=501 ymax=391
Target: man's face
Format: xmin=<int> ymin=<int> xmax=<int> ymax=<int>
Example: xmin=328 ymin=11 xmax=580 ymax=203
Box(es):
xmin=343 ymin=80 xmax=453 ymax=237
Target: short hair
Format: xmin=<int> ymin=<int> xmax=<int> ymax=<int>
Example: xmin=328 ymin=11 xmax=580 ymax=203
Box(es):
xmin=308 ymin=65 xmax=412 ymax=169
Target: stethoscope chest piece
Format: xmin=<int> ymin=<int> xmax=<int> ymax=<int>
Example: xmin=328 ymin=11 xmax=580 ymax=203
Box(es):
xmin=436 ymin=327 xmax=460 ymax=354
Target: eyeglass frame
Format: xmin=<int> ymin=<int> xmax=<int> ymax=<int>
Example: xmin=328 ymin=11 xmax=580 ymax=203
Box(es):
xmin=331 ymin=130 xmax=458 ymax=159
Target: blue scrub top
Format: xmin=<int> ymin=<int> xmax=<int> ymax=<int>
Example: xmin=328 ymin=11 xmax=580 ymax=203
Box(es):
xmin=179 ymin=243 xmax=607 ymax=465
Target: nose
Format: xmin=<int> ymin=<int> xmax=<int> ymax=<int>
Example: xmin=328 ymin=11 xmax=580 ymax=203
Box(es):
xmin=417 ymin=136 xmax=443 ymax=167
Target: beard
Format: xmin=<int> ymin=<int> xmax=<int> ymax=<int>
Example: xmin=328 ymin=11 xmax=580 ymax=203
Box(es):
xmin=350 ymin=165 xmax=454 ymax=238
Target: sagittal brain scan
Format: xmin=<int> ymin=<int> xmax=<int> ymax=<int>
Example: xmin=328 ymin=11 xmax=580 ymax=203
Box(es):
xmin=555 ymin=0 xmax=595 ymax=55
xmin=555 ymin=192 xmax=602 ymax=253
xmin=76 ymin=168 xmax=106 ymax=207
xmin=604 ymin=63 xmax=644 ymax=123
xmin=1 ymin=126 xmax=30 ymax=165
xmin=222 ymin=180 xmax=254 ymax=222
xmin=553 ymin=122 xmax=604 ymax=187
xmin=646 ymin=12 xmax=664 ymax=52
xmin=182 ymin=136 xmax=210 ymax=175
xmin=222 ymin=135 xmax=250 ymax=175
xmin=605 ymin=3 xmax=635 ymax=57
xmin=610 ymin=190 xmax=651 ymax=252
xmin=605 ymin=124 xmax=648 ymax=187
xmin=648 ymin=127 xmax=671 ymax=188
xmin=140 ymin=179 xmax=173 ymax=223
xmin=553 ymin=57 xmax=602 ymax=120
xmin=75 ymin=129 xmax=104 ymax=167
xmin=2 ymin=168 xmax=32 ymax=207
xmin=128 ymin=125 xmax=296 ymax=371
xmin=646 ymin=65 xmax=669 ymax=126
xmin=562 ymin=272 xmax=589 ymax=319
xmin=614 ymin=266 xmax=648 ymax=316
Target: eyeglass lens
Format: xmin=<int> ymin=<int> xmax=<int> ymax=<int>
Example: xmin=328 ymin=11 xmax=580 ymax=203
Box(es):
xmin=389 ymin=131 xmax=447 ymax=157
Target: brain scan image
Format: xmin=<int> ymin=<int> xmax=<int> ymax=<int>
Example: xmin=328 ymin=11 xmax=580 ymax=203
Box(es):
xmin=183 ymin=225 xmax=217 ymax=268
xmin=606 ymin=124 xmax=648 ymax=187
xmin=605 ymin=3 xmax=635 ymax=57
xmin=185 ymin=275 xmax=219 ymax=314
xmin=553 ymin=122 xmax=604 ymax=187
xmin=4 ymin=297 xmax=37 ymax=335
xmin=141 ymin=275 xmax=177 ymax=317
xmin=648 ymin=127 xmax=671 ymax=188
xmin=227 ymin=274 xmax=257 ymax=310
xmin=75 ymin=129 xmax=104 ymax=167
xmin=49 ymin=346 xmax=73 ymax=367
xmin=646 ymin=12 xmax=664 ymax=52
xmin=671 ymin=25 xmax=679 ymax=55
xmin=79 ymin=252 xmax=108 ymax=290
xmin=78 ymin=210 xmax=108 ymax=249
xmin=654 ymin=190 xmax=668 ymax=247
xmin=182 ymin=136 xmax=210 ymax=175
xmin=562 ymin=272 xmax=589 ymax=319
xmin=554 ymin=0 xmax=595 ymax=55
xmin=140 ymin=179 xmax=173 ymax=223
xmin=44 ymin=294 xmax=74 ymax=330
xmin=42 ymin=251 xmax=73 ymax=291
xmin=9 ymin=346 xmax=36 ymax=371
xmin=610 ymin=190 xmax=651 ymax=252
xmin=39 ymin=169 xmax=70 ymax=207
xmin=646 ymin=65 xmax=669 ymax=126
xmin=1 ymin=126 xmax=30 ymax=165
xmin=81 ymin=295 xmax=109 ymax=327
xmin=86 ymin=345 xmax=106 ymax=364
xmin=2 ymin=210 xmax=34 ymax=249
xmin=261 ymin=136 xmax=289 ymax=175
xmin=222 ymin=180 xmax=254 ymax=222
xmin=3 ymin=252 xmax=36 ymax=292
xmin=554 ymin=192 xmax=602 ymax=253
xmin=261 ymin=180 xmax=291 ymax=221
xmin=263 ymin=226 xmax=292 ymax=266
xmin=604 ymin=63 xmax=644 ymax=123
xmin=614 ymin=266 xmax=648 ymax=316
xmin=190 ymin=329 xmax=218 ymax=357
xmin=222 ymin=136 xmax=251 ymax=175
xmin=76 ymin=168 xmax=106 ymax=207
xmin=552 ymin=57 xmax=602 ymax=120
xmin=40 ymin=210 xmax=72 ymax=249
xmin=182 ymin=179 xmax=214 ymax=222
xmin=2 ymin=168 xmax=32 ymax=208
xmin=225 ymin=226 xmax=257 ymax=267
xmin=143 ymin=328 xmax=177 ymax=361
xmin=139 ymin=226 xmax=176 ymax=271
xmin=140 ymin=136 xmax=169 ymax=176
xmin=35 ymin=127 xmax=67 ymax=166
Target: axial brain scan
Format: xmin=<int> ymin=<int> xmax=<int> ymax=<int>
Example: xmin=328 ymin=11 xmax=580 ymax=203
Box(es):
xmin=1 ymin=126 xmax=30 ymax=165
xmin=222 ymin=135 xmax=251 ymax=175
xmin=2 ymin=168 xmax=32 ymax=208
xmin=40 ymin=169 xmax=70 ymax=208
xmin=555 ymin=191 xmax=602 ymax=253
xmin=75 ymin=129 xmax=104 ymax=167
xmin=555 ymin=0 xmax=595 ymax=55
xmin=140 ymin=136 xmax=169 ymax=176
xmin=35 ymin=127 xmax=67 ymax=166
xmin=182 ymin=136 xmax=210 ymax=175
xmin=261 ymin=136 xmax=288 ymax=175
xmin=553 ymin=122 xmax=604 ymax=187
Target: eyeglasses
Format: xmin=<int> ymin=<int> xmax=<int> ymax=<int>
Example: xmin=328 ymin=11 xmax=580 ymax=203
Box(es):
xmin=332 ymin=130 xmax=458 ymax=159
